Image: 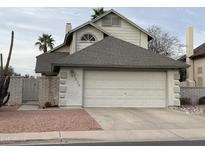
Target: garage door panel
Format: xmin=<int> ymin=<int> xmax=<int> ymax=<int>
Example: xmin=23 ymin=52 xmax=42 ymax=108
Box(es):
xmin=84 ymin=98 xmax=165 ymax=107
xmin=85 ymin=89 xmax=165 ymax=97
xmin=85 ymin=81 xmax=165 ymax=89
xmin=84 ymin=71 xmax=166 ymax=107
xmin=86 ymin=71 xmax=164 ymax=79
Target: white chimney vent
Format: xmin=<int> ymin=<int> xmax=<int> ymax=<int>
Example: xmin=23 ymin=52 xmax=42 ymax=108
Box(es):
xmin=186 ymin=26 xmax=193 ymax=58
xmin=65 ymin=23 xmax=72 ymax=33
xmin=186 ymin=26 xmax=195 ymax=87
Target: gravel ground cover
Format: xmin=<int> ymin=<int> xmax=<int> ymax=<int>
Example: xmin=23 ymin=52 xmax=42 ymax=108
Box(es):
xmin=0 ymin=106 xmax=101 ymax=133
xmin=170 ymin=105 xmax=204 ymax=115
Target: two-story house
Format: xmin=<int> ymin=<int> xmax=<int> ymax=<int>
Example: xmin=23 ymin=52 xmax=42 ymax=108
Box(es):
xmin=179 ymin=26 xmax=205 ymax=87
xmin=35 ymin=9 xmax=187 ymax=108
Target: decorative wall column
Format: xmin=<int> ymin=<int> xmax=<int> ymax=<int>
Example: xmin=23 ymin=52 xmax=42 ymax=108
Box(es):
xmin=167 ymin=70 xmax=181 ymax=106
xmin=59 ymin=70 xmax=68 ymax=106
xmin=59 ymin=68 xmax=83 ymax=107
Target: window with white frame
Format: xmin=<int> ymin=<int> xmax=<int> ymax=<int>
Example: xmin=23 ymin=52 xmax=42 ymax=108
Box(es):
xmin=80 ymin=33 xmax=96 ymax=42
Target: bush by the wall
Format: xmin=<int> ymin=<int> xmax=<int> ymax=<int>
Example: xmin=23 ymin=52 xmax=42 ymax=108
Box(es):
xmin=179 ymin=69 xmax=187 ymax=82
xmin=199 ymin=97 xmax=205 ymax=105
xmin=44 ymin=101 xmax=52 ymax=108
xmin=180 ymin=97 xmax=191 ymax=105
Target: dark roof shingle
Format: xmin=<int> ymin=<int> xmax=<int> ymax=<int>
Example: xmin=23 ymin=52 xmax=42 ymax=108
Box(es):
xmin=190 ymin=43 xmax=205 ymax=59
xmin=53 ymin=36 xmax=188 ymax=69
xmin=178 ymin=43 xmax=205 ymax=61
xmin=35 ymin=52 xmax=69 ymax=74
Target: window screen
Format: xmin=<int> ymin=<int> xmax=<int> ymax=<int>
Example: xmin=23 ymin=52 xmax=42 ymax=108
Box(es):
xmin=112 ymin=16 xmax=121 ymax=26
xmin=197 ymin=77 xmax=203 ymax=87
xmin=102 ymin=16 xmax=112 ymax=26
xmin=198 ymin=66 xmax=203 ymax=74
xmin=102 ymin=16 xmax=121 ymax=26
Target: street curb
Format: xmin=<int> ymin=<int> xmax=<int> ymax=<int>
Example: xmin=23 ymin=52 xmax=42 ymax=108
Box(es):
xmin=0 ymin=139 xmax=61 ymax=145
xmin=2 ymin=129 xmax=205 ymax=145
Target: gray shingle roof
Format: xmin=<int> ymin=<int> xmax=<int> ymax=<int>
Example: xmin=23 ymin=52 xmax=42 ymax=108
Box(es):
xmin=35 ymin=52 xmax=69 ymax=73
xmin=53 ymin=36 xmax=188 ymax=69
xmin=190 ymin=43 xmax=205 ymax=59
xmin=178 ymin=43 xmax=205 ymax=61
xmin=68 ymin=21 xmax=111 ymax=36
xmin=178 ymin=55 xmax=186 ymax=61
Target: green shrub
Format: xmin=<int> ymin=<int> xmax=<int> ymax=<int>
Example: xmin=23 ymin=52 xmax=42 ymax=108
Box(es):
xmin=180 ymin=97 xmax=191 ymax=105
xmin=179 ymin=69 xmax=187 ymax=82
xmin=199 ymin=97 xmax=205 ymax=105
xmin=44 ymin=102 xmax=52 ymax=108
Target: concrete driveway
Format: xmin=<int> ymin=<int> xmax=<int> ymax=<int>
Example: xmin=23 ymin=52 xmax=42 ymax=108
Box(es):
xmin=86 ymin=108 xmax=205 ymax=130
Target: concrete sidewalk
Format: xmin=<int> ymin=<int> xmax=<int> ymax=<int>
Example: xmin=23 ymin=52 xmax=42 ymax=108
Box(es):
xmin=2 ymin=129 xmax=205 ymax=145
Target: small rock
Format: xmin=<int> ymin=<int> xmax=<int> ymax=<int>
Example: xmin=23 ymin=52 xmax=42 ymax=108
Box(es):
xmin=170 ymin=105 xmax=204 ymax=115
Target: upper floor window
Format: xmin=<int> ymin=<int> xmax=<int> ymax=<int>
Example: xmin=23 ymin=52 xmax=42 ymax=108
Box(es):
xmin=80 ymin=33 xmax=96 ymax=42
xmin=102 ymin=16 xmax=121 ymax=27
xmin=197 ymin=76 xmax=203 ymax=87
xmin=198 ymin=66 xmax=203 ymax=74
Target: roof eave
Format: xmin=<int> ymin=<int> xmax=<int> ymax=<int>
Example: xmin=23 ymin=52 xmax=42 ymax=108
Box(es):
xmin=53 ymin=63 xmax=189 ymax=69
xmin=190 ymin=54 xmax=205 ymax=59
xmin=64 ymin=22 xmax=111 ymax=45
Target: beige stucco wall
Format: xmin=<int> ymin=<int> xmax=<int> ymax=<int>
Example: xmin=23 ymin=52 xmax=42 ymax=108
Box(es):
xmin=38 ymin=76 xmax=59 ymax=107
xmin=7 ymin=77 xmax=60 ymax=107
xmin=94 ymin=13 xmax=148 ymax=49
xmin=193 ymin=58 xmax=205 ymax=87
xmin=7 ymin=77 xmax=24 ymax=106
xmin=58 ymin=68 xmax=83 ymax=107
xmin=181 ymin=87 xmax=205 ymax=104
xmin=166 ymin=70 xmax=180 ymax=106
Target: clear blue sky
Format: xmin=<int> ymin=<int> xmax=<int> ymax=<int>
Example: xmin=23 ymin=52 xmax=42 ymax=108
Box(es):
xmin=0 ymin=7 xmax=205 ymax=75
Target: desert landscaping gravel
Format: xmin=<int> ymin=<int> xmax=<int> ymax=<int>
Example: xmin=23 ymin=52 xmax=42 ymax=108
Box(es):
xmin=0 ymin=107 xmax=101 ymax=133
xmin=169 ymin=105 xmax=204 ymax=115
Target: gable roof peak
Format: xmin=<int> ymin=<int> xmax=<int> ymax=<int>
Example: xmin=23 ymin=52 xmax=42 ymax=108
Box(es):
xmin=91 ymin=9 xmax=153 ymax=40
xmin=64 ymin=9 xmax=153 ymax=45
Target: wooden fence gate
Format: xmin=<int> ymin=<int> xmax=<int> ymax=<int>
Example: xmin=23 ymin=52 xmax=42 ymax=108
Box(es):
xmin=22 ymin=78 xmax=39 ymax=102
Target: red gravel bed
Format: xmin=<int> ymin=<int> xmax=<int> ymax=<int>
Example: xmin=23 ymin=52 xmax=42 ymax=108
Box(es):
xmin=0 ymin=109 xmax=102 ymax=133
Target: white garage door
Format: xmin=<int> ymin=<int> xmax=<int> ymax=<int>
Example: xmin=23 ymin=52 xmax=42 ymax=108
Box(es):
xmin=84 ymin=71 xmax=167 ymax=107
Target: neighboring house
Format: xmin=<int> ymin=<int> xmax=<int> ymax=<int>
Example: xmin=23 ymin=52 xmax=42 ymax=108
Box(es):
xmin=35 ymin=9 xmax=187 ymax=108
xmin=179 ymin=26 xmax=205 ymax=87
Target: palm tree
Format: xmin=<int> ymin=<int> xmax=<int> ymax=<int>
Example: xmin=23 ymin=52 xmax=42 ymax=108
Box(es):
xmin=91 ymin=8 xmax=106 ymax=20
xmin=35 ymin=34 xmax=55 ymax=53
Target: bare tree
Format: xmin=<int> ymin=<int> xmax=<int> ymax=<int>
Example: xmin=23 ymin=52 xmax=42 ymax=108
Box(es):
xmin=147 ymin=25 xmax=184 ymax=58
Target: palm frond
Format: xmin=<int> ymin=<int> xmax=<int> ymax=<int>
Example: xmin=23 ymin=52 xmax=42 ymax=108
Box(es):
xmin=35 ymin=33 xmax=55 ymax=52
xmin=91 ymin=7 xmax=106 ymax=20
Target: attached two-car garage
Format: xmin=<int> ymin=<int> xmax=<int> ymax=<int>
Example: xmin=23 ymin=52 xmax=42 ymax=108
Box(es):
xmin=84 ymin=71 xmax=167 ymax=107
xmin=56 ymin=37 xmax=186 ymax=108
